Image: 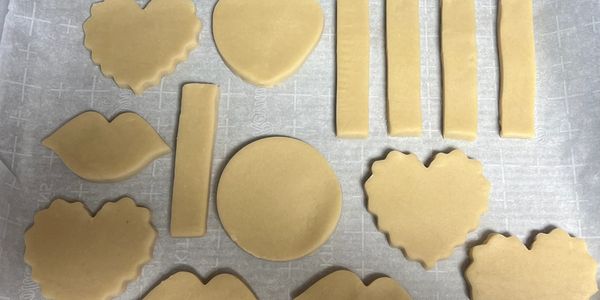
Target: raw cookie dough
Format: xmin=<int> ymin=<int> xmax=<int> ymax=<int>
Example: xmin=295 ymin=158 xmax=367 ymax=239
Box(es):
xmin=83 ymin=0 xmax=201 ymax=95
xmin=441 ymin=0 xmax=478 ymax=141
xmin=294 ymin=269 xmax=411 ymax=300
xmin=171 ymin=84 xmax=219 ymax=237
xmin=387 ymin=0 xmax=422 ymax=136
xmin=217 ymin=137 xmax=341 ymax=261
xmin=365 ymin=150 xmax=490 ymax=269
xmin=466 ymin=228 xmax=598 ymax=300
xmin=213 ymin=0 xmax=323 ymax=86
xmin=144 ymin=271 xmax=256 ymax=300
xmin=43 ymin=111 xmax=170 ymax=182
xmin=498 ymin=0 xmax=536 ymax=138
xmin=24 ymin=197 xmax=156 ymax=300
xmin=337 ymin=0 xmax=370 ymax=138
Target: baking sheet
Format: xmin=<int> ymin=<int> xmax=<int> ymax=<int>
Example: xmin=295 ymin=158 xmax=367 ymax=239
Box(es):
xmin=1 ymin=0 xmax=599 ymax=299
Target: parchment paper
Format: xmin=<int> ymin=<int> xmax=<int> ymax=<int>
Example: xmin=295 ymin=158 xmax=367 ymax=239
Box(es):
xmin=0 ymin=0 xmax=599 ymax=299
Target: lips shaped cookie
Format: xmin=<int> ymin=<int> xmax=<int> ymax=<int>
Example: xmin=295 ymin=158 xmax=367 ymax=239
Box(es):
xmin=24 ymin=197 xmax=156 ymax=300
xmin=83 ymin=0 xmax=201 ymax=94
xmin=144 ymin=271 xmax=256 ymax=300
xmin=365 ymin=150 xmax=490 ymax=269
xmin=466 ymin=228 xmax=598 ymax=300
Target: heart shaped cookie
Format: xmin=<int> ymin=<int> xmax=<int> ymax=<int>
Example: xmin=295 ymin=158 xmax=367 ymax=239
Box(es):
xmin=466 ymin=228 xmax=598 ymax=300
xmin=144 ymin=271 xmax=256 ymax=300
xmin=365 ymin=150 xmax=490 ymax=269
xmin=294 ymin=270 xmax=412 ymax=300
xmin=83 ymin=0 xmax=201 ymax=95
xmin=213 ymin=0 xmax=323 ymax=86
xmin=24 ymin=197 xmax=156 ymax=300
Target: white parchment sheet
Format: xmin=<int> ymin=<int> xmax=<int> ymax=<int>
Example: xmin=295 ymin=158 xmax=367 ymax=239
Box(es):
xmin=1 ymin=0 xmax=599 ymax=299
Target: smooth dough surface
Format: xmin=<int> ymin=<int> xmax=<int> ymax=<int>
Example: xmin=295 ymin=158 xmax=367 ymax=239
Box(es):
xmin=42 ymin=111 xmax=170 ymax=182
xmin=365 ymin=150 xmax=490 ymax=269
xmin=83 ymin=0 xmax=201 ymax=95
xmin=387 ymin=0 xmax=422 ymax=136
xmin=466 ymin=228 xmax=598 ymax=300
xmin=217 ymin=137 xmax=341 ymax=261
xmin=498 ymin=0 xmax=536 ymax=138
xmin=294 ymin=270 xmax=411 ymax=300
xmin=24 ymin=198 xmax=156 ymax=300
xmin=144 ymin=271 xmax=256 ymax=300
xmin=170 ymin=84 xmax=219 ymax=237
xmin=441 ymin=0 xmax=478 ymax=141
xmin=213 ymin=0 xmax=323 ymax=86
xmin=336 ymin=0 xmax=370 ymax=138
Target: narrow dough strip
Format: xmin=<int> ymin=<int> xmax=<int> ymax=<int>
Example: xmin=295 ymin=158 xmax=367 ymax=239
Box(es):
xmin=498 ymin=0 xmax=536 ymax=138
xmin=387 ymin=0 xmax=422 ymax=136
xmin=336 ymin=0 xmax=370 ymax=138
xmin=441 ymin=0 xmax=478 ymax=141
xmin=170 ymin=83 xmax=220 ymax=237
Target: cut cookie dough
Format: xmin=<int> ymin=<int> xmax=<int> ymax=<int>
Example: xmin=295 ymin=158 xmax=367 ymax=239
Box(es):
xmin=337 ymin=0 xmax=370 ymax=138
xmin=441 ymin=0 xmax=478 ymax=141
xmin=43 ymin=111 xmax=170 ymax=182
xmin=144 ymin=271 xmax=256 ymax=300
xmin=24 ymin=197 xmax=156 ymax=300
xmin=387 ymin=0 xmax=422 ymax=136
xmin=213 ymin=0 xmax=323 ymax=86
xmin=498 ymin=0 xmax=536 ymax=138
xmin=466 ymin=228 xmax=598 ymax=300
xmin=365 ymin=150 xmax=490 ymax=269
xmin=294 ymin=269 xmax=411 ymax=300
xmin=83 ymin=0 xmax=201 ymax=95
xmin=217 ymin=137 xmax=341 ymax=261
xmin=171 ymin=84 xmax=219 ymax=237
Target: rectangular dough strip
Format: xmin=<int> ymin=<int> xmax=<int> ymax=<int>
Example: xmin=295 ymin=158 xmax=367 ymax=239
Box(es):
xmin=441 ymin=0 xmax=478 ymax=141
xmin=386 ymin=0 xmax=422 ymax=136
xmin=498 ymin=0 xmax=536 ymax=138
xmin=170 ymin=83 xmax=220 ymax=237
xmin=336 ymin=0 xmax=370 ymax=138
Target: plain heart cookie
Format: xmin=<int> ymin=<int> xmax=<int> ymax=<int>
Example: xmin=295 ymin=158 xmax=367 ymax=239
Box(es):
xmin=365 ymin=150 xmax=490 ymax=269
xmin=466 ymin=228 xmax=598 ymax=300
xmin=144 ymin=271 xmax=256 ymax=300
xmin=24 ymin=197 xmax=156 ymax=300
xmin=213 ymin=0 xmax=324 ymax=86
xmin=83 ymin=0 xmax=201 ymax=95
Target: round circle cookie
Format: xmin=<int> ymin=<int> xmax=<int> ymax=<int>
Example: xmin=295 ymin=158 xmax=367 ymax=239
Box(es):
xmin=217 ymin=137 xmax=341 ymax=261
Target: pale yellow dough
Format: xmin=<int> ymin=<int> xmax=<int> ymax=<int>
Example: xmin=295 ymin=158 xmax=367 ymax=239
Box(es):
xmin=365 ymin=150 xmax=490 ymax=268
xmin=24 ymin=197 xmax=156 ymax=300
xmin=337 ymin=0 xmax=370 ymax=138
xmin=43 ymin=111 xmax=170 ymax=182
xmin=144 ymin=271 xmax=256 ymax=300
xmin=466 ymin=228 xmax=598 ymax=300
xmin=171 ymin=84 xmax=220 ymax=237
xmin=294 ymin=270 xmax=411 ymax=300
xmin=213 ymin=0 xmax=323 ymax=86
xmin=217 ymin=137 xmax=341 ymax=261
xmin=387 ymin=0 xmax=422 ymax=136
xmin=441 ymin=0 xmax=478 ymax=141
xmin=498 ymin=0 xmax=536 ymax=138
xmin=83 ymin=0 xmax=201 ymax=95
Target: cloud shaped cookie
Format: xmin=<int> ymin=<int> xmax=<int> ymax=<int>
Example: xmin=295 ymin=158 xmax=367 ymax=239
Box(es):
xmin=83 ymin=0 xmax=201 ymax=94
xmin=294 ymin=270 xmax=411 ymax=300
xmin=365 ymin=150 xmax=490 ymax=268
xmin=466 ymin=228 xmax=598 ymax=300
xmin=144 ymin=271 xmax=256 ymax=300
xmin=43 ymin=111 xmax=170 ymax=182
xmin=24 ymin=197 xmax=156 ymax=300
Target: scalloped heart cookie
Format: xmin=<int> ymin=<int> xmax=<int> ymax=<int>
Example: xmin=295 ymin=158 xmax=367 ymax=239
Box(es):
xmin=144 ymin=271 xmax=256 ymax=300
xmin=83 ymin=0 xmax=201 ymax=95
xmin=24 ymin=197 xmax=156 ymax=300
xmin=213 ymin=0 xmax=323 ymax=86
xmin=294 ymin=270 xmax=411 ymax=300
xmin=365 ymin=150 xmax=490 ymax=269
xmin=466 ymin=228 xmax=598 ymax=300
